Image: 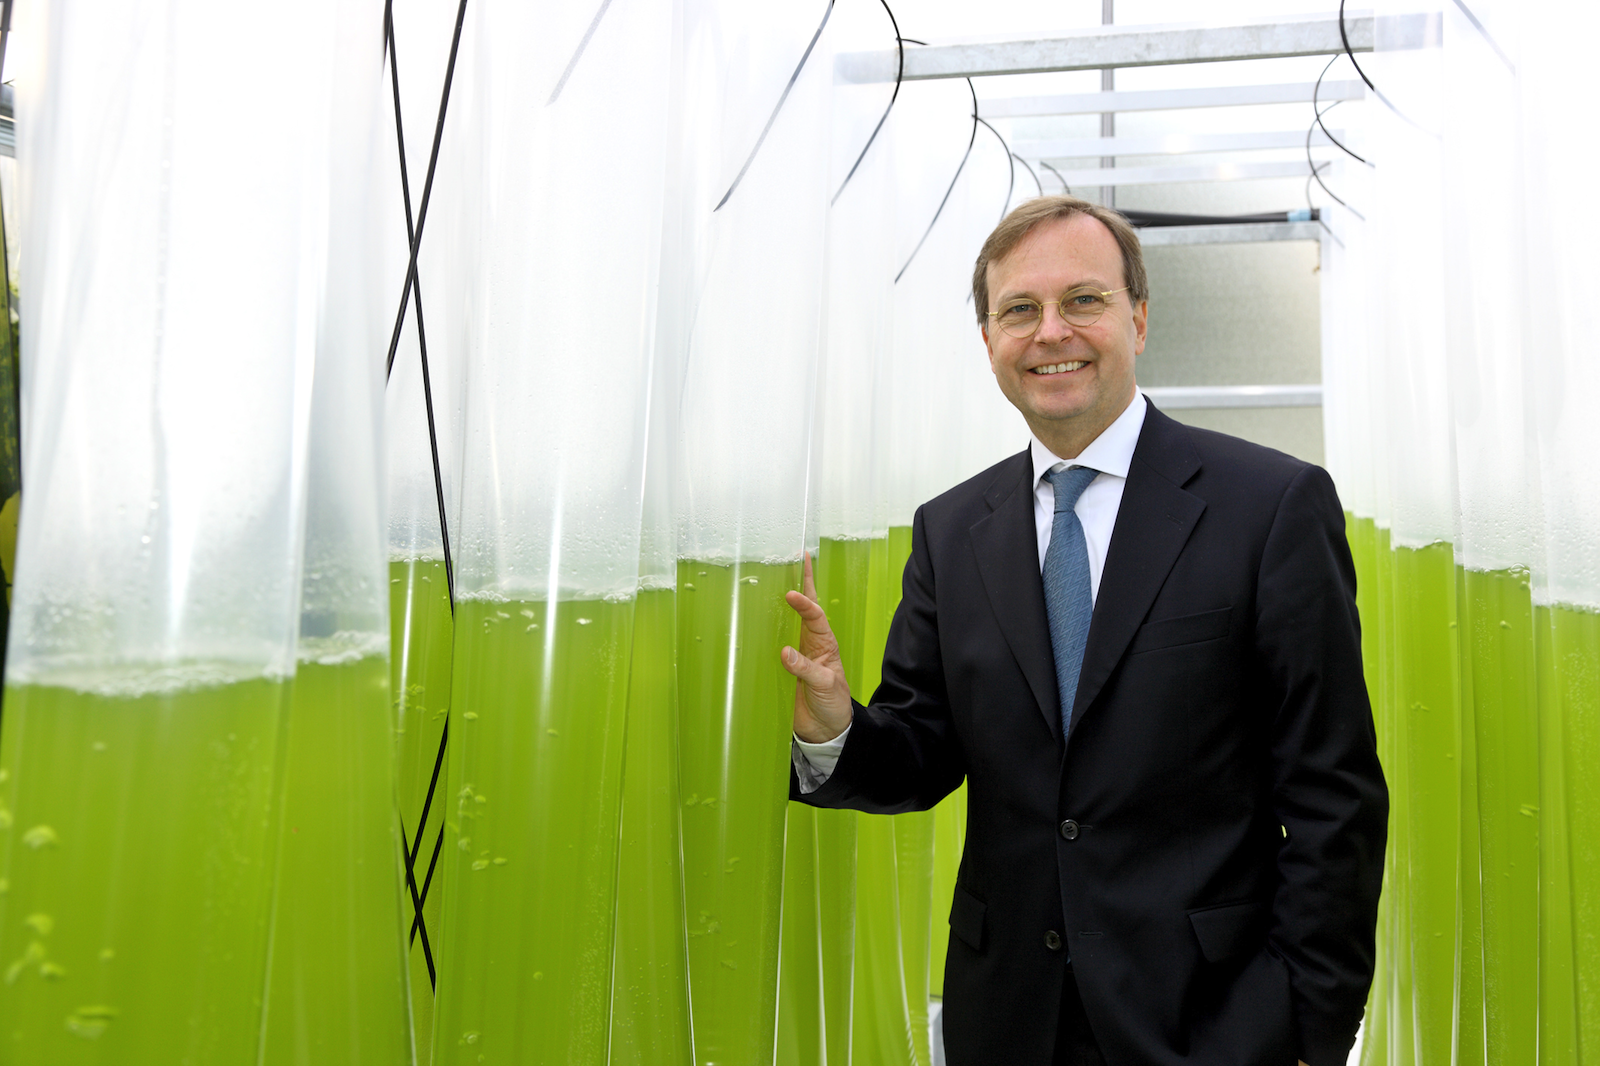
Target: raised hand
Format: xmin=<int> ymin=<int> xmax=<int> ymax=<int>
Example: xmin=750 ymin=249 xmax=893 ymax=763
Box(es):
xmin=780 ymin=552 xmax=854 ymax=743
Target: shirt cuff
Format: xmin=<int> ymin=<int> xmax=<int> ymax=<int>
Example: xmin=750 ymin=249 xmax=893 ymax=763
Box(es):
xmin=791 ymin=725 xmax=851 ymax=795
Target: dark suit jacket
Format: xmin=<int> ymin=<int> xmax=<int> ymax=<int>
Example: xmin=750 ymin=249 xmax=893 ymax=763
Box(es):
xmin=794 ymin=403 xmax=1387 ymax=1066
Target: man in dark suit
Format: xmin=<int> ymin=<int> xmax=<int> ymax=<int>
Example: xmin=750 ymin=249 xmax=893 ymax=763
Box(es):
xmin=781 ymin=196 xmax=1387 ymax=1066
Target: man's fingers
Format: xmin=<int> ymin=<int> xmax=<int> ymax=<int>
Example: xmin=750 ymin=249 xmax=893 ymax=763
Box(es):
xmin=785 ymin=589 xmax=831 ymax=632
xmin=782 ymin=645 xmax=834 ymax=690
xmin=801 ymin=551 xmax=818 ymax=602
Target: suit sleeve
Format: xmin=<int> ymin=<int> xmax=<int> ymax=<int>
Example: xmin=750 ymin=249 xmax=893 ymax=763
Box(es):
xmin=1256 ymin=464 xmax=1388 ymax=1066
xmin=789 ymin=504 xmax=967 ymax=812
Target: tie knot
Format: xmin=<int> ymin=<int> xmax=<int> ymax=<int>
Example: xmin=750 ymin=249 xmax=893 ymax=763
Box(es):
xmin=1046 ymin=465 xmax=1099 ymax=513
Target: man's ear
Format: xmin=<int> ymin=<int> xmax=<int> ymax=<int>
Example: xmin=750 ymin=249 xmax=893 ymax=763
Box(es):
xmin=1132 ymin=299 xmax=1148 ymax=355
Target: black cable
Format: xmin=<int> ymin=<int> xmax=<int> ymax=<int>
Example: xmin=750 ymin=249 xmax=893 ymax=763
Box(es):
xmin=397 ymin=819 xmax=437 ymax=984
xmin=974 ymin=114 xmax=1014 ymax=222
xmin=895 ymin=46 xmax=978 ymax=284
xmin=406 ymin=718 xmax=450 ymax=989
xmin=1312 ymin=54 xmax=1371 ymax=166
xmin=1304 ymin=105 xmax=1364 ymax=221
xmin=1304 ymin=165 xmax=1346 ymax=248
xmin=1040 ymin=160 xmax=1070 ymax=194
xmin=832 ymin=0 xmax=903 ymax=205
xmin=1449 ymin=0 xmax=1514 ymax=74
xmin=547 ymin=0 xmax=615 ymax=106
xmin=1013 ymin=153 xmax=1043 ymax=198
xmin=383 ymin=0 xmax=470 ymax=380
xmin=1339 ymin=0 xmax=1431 ymax=135
xmin=383 ymin=1 xmax=458 ymax=612
xmin=715 ymin=0 xmax=836 ymax=211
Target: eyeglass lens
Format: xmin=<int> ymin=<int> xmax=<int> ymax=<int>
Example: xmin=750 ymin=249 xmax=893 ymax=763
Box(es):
xmin=996 ymin=288 xmax=1110 ymax=337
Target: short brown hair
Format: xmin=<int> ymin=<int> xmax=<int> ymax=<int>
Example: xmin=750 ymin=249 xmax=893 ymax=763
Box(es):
xmin=971 ymin=195 xmax=1149 ymax=326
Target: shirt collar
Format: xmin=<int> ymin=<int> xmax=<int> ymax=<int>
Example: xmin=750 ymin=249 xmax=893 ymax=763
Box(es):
xmin=1029 ymin=391 xmax=1148 ymax=486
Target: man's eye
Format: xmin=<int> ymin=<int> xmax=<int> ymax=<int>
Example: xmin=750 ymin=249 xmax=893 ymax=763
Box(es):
xmin=1068 ymin=293 xmax=1103 ymax=306
xmin=1004 ymin=302 xmax=1039 ymax=316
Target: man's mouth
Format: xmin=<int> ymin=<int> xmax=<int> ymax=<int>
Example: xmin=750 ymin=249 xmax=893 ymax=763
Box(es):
xmin=1031 ymin=361 xmax=1087 ymax=375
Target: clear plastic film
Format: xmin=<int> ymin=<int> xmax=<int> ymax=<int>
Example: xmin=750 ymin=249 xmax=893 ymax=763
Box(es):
xmin=429 ymin=0 xmax=674 ymax=1063
xmin=671 ymin=4 xmax=830 ymax=1064
xmin=1319 ymin=3 xmax=1600 ymax=1063
xmin=0 ymin=0 xmax=364 ymax=1058
xmin=262 ymin=9 xmax=413 ymax=1059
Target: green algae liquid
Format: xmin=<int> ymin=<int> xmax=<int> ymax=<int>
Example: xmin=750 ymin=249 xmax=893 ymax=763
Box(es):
xmin=610 ymin=586 xmax=694 ymax=1066
xmin=1545 ymin=602 xmax=1600 ymax=1063
xmin=0 ymin=674 xmax=287 ymax=1063
xmin=390 ymin=556 xmax=455 ymax=1061
xmin=777 ymin=804 xmax=827 ymax=1066
xmin=433 ymin=597 xmax=634 ymax=1066
xmin=677 ymin=558 xmax=801 ymax=1066
xmin=1462 ymin=566 xmax=1539 ymax=1063
xmin=263 ymin=655 xmax=414 ymax=1066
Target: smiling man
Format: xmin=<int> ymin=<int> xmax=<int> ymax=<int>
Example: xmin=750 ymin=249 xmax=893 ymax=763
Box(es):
xmin=781 ymin=195 xmax=1387 ymax=1066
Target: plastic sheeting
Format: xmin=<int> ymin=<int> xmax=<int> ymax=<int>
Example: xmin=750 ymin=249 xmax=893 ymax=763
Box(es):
xmin=0 ymin=0 xmax=405 ymax=1060
xmin=1319 ymin=2 xmax=1600 ymax=1063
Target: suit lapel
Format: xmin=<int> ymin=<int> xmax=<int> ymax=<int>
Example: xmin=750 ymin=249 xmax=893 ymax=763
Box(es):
xmin=969 ymin=450 xmax=1062 ymax=740
xmin=1068 ymin=404 xmax=1206 ymax=742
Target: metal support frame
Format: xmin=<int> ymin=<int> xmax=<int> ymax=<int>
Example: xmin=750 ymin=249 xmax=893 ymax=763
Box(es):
xmin=1038 ymin=159 xmax=1326 ymax=189
xmin=1143 ymin=385 xmax=1323 ymax=409
xmin=1015 ymin=128 xmax=1341 ymax=160
xmin=981 ymin=80 xmax=1365 ymax=119
xmin=836 ymin=12 xmax=1379 ymax=83
xmin=1138 ymin=221 xmax=1323 ymax=246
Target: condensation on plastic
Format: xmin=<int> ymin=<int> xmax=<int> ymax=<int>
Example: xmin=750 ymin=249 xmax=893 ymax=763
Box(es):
xmin=8 ymin=1 xmax=343 ymax=689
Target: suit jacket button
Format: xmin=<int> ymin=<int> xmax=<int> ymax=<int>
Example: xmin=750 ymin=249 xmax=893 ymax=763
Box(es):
xmin=1044 ymin=930 xmax=1063 ymax=951
xmin=1058 ymin=819 xmax=1079 ymax=840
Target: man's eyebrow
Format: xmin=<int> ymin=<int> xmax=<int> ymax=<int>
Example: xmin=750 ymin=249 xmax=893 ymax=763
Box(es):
xmin=999 ymin=279 xmax=1112 ymax=300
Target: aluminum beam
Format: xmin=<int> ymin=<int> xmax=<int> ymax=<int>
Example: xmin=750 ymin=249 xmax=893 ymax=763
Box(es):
xmin=1013 ymin=128 xmax=1340 ymax=159
xmin=1138 ymin=222 xmax=1323 ymax=246
xmin=836 ymin=12 xmax=1376 ymax=83
xmin=980 ymin=80 xmax=1365 ymax=118
xmin=1039 ymin=159 xmax=1325 ymax=188
xmin=1143 ymin=385 xmax=1323 ymax=409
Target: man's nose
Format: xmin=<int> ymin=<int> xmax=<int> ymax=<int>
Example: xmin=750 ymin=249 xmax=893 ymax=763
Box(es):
xmin=1035 ymin=301 xmax=1075 ymax=342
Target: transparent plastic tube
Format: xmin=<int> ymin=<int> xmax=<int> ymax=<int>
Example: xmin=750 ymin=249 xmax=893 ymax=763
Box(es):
xmin=428 ymin=2 xmax=673 ymax=1062
xmin=671 ymin=4 xmax=830 ymax=1063
xmin=0 ymin=1 xmax=364 ymax=1059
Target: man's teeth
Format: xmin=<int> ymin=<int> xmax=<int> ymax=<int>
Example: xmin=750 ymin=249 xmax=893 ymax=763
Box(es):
xmin=1032 ymin=361 xmax=1087 ymax=375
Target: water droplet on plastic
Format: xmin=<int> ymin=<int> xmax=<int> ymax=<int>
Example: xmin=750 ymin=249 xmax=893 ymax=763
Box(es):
xmin=745 ymin=576 xmax=759 ymax=584
xmin=493 ymin=857 xmax=508 ymax=866
xmin=0 ymin=809 xmax=12 ymax=830
xmin=461 ymin=1031 xmax=480 ymax=1045
xmin=546 ymin=729 xmax=559 ymax=737
xmin=520 ymin=608 xmax=535 ymax=618
xmin=22 ymin=826 xmax=58 ymax=849
xmin=684 ymin=794 xmax=698 ymax=806
xmin=474 ymin=794 xmax=487 ymax=804
xmin=577 ymin=617 xmax=592 ymax=626
xmin=533 ymin=971 xmax=544 ymax=980
xmin=458 ymin=837 xmax=472 ymax=851
xmin=91 ymin=741 xmax=107 ymax=752
xmin=684 ymin=583 xmax=696 ymax=590
xmin=99 ymin=948 xmax=114 ymax=961
xmin=463 ymin=711 xmax=479 ymax=720
xmin=40 ymin=962 xmax=65 ymax=980
xmin=24 ymin=913 xmax=52 ymax=936
xmin=472 ymin=859 xmax=488 ymax=871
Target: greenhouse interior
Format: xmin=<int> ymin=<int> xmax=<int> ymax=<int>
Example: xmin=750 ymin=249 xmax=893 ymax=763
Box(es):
xmin=0 ymin=0 xmax=1593 ymax=1063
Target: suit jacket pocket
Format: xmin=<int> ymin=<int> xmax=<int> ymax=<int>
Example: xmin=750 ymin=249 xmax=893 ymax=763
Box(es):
xmin=949 ymin=883 xmax=987 ymax=952
xmin=1127 ymin=606 xmax=1231 ymax=655
xmin=1187 ymin=899 xmax=1267 ymax=963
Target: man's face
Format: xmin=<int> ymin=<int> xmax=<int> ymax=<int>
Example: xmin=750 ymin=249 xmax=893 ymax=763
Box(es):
xmin=982 ymin=213 xmax=1147 ymax=447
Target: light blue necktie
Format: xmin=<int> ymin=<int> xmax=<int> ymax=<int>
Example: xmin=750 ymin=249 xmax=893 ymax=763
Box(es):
xmin=1042 ymin=465 xmax=1099 ymax=739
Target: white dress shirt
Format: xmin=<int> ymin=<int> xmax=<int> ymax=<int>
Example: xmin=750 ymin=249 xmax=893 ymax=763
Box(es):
xmin=793 ymin=394 xmax=1149 ymax=792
